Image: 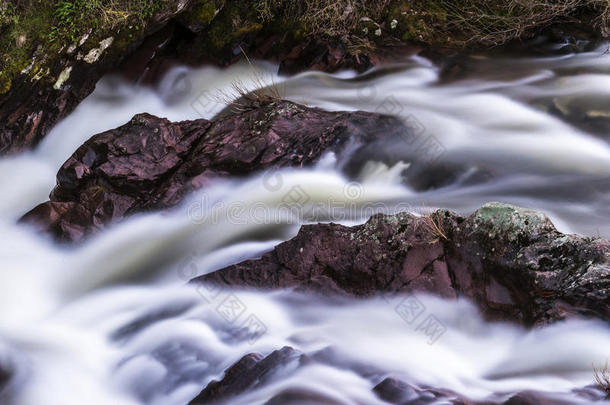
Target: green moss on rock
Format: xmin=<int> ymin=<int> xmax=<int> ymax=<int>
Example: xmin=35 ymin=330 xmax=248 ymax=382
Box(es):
xmin=472 ymin=202 xmax=556 ymax=244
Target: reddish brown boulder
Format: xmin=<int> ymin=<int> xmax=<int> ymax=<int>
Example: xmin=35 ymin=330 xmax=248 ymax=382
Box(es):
xmin=193 ymin=203 xmax=610 ymax=326
xmin=20 ymin=101 xmax=409 ymax=242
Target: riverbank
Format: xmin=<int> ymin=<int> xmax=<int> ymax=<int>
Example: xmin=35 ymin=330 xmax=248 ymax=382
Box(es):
xmin=2 ymin=0 xmax=609 ymax=153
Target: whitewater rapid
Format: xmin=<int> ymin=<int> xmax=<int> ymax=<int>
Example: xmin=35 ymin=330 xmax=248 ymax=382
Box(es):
xmin=0 ymin=44 xmax=609 ymax=404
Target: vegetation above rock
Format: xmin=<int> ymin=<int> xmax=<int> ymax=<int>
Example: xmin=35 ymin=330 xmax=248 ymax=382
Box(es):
xmin=1 ymin=0 xmax=609 ymax=93
xmin=1 ymin=0 xmax=610 ymax=154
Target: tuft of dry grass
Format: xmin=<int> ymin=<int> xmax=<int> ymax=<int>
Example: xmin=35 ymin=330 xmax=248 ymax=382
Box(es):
xmin=439 ymin=0 xmax=610 ymax=46
xmin=260 ymin=0 xmax=392 ymax=37
xmin=214 ymin=47 xmax=284 ymax=112
xmin=252 ymin=0 xmax=610 ymax=49
xmin=419 ymin=205 xmax=449 ymax=243
xmin=594 ymin=361 xmax=610 ymax=394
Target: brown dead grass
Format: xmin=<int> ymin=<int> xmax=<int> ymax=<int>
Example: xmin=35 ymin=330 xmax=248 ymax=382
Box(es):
xmin=215 ymin=47 xmax=284 ymax=111
xmin=594 ymin=361 xmax=610 ymax=394
xmin=419 ymin=205 xmax=449 ymax=243
xmin=439 ymin=0 xmax=610 ymax=45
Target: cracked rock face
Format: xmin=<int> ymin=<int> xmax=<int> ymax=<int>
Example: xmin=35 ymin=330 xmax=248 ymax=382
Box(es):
xmin=20 ymin=100 xmax=409 ymax=242
xmin=193 ymin=203 xmax=610 ymax=326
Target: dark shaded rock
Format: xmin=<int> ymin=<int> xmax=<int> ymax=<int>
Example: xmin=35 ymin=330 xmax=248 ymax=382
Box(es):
xmin=373 ymin=377 xmax=610 ymax=405
xmin=276 ymin=37 xmax=377 ymax=75
xmin=502 ymin=391 xmax=574 ymax=405
xmin=572 ymin=384 xmax=610 ymax=402
xmin=189 ymin=346 xmax=308 ymax=404
xmin=373 ymin=378 xmax=421 ymax=404
xmin=263 ymin=388 xmax=346 ymax=405
xmin=20 ymin=101 xmax=409 ymax=242
xmin=373 ymin=377 xmax=475 ymax=405
xmin=188 ymin=346 xmax=468 ymax=405
xmin=186 ymin=347 xmax=609 ymax=405
xmin=193 ymin=203 xmax=610 ymax=326
xmin=0 ymin=365 xmax=9 ymax=393
xmin=111 ymin=301 xmax=194 ymax=342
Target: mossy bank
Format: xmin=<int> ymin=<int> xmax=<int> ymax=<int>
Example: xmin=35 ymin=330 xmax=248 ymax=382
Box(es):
xmin=1 ymin=0 xmax=609 ymax=153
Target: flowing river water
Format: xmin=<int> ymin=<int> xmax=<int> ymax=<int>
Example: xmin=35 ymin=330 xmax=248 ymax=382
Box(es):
xmin=0 ymin=43 xmax=609 ymax=404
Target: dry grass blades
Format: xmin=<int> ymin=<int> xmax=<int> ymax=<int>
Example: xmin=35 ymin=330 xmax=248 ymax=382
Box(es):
xmin=439 ymin=0 xmax=610 ymax=45
xmin=215 ymin=47 xmax=284 ymax=112
xmin=419 ymin=205 xmax=449 ymax=244
xmin=257 ymin=0 xmax=392 ymax=37
xmin=594 ymin=362 xmax=610 ymax=394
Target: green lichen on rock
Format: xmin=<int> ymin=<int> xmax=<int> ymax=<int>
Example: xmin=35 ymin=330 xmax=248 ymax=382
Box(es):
xmin=472 ymin=202 xmax=556 ymax=242
xmin=178 ymin=0 xmax=221 ymax=32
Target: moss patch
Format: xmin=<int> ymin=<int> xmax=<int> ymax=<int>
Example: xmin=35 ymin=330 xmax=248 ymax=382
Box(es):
xmin=2 ymin=0 xmax=609 ymax=97
xmin=0 ymin=0 xmax=166 ymax=95
xmin=472 ymin=202 xmax=556 ymax=244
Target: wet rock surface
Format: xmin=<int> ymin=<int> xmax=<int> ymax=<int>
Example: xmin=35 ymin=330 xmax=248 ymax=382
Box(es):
xmin=20 ymin=100 xmax=408 ymax=242
xmin=373 ymin=377 xmax=471 ymax=405
xmin=188 ymin=347 xmax=469 ymax=405
xmin=193 ymin=203 xmax=610 ymax=326
xmin=189 ymin=346 xmax=307 ymax=404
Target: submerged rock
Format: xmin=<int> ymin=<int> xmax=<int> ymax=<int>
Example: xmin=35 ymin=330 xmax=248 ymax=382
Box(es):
xmin=187 ymin=347 xmax=606 ymax=404
xmin=20 ymin=101 xmax=409 ymax=242
xmin=189 ymin=347 xmax=307 ymax=404
xmin=193 ymin=203 xmax=610 ymax=326
xmin=188 ymin=347 xmax=469 ymax=405
xmin=0 ymin=365 xmax=9 ymax=393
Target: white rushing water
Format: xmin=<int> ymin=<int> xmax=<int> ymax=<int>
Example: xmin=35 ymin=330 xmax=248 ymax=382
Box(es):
xmin=0 ymin=44 xmax=610 ymax=404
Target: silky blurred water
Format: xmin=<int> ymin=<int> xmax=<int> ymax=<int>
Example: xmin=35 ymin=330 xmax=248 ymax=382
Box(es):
xmin=0 ymin=44 xmax=609 ymax=404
